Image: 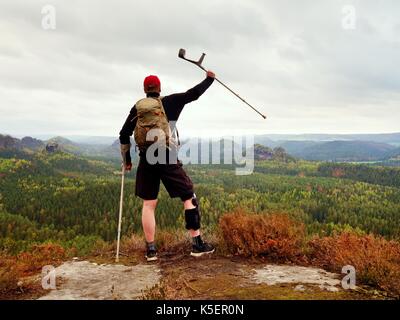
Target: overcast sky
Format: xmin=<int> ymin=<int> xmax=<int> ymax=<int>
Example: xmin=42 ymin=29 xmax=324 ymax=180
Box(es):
xmin=1 ymin=0 xmax=399 ymax=139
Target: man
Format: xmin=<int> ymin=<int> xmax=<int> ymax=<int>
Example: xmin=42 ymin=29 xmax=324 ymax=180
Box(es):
xmin=119 ymin=70 xmax=216 ymax=261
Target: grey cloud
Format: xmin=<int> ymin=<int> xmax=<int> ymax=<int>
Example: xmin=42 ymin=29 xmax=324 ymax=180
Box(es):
xmin=0 ymin=0 xmax=399 ymax=137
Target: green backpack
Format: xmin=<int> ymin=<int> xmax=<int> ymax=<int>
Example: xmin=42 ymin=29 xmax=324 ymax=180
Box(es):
xmin=134 ymin=97 xmax=174 ymax=150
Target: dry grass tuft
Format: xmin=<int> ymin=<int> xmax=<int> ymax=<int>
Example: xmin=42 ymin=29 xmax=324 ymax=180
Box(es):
xmin=15 ymin=244 xmax=66 ymax=276
xmin=219 ymin=209 xmax=306 ymax=262
xmin=219 ymin=210 xmax=400 ymax=298
xmin=308 ymin=232 xmax=400 ymax=298
xmin=0 ymin=243 xmax=65 ymax=298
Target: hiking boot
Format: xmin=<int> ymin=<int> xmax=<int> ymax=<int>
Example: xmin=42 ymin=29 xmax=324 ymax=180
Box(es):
xmin=190 ymin=242 xmax=215 ymax=257
xmin=145 ymin=243 xmax=158 ymax=262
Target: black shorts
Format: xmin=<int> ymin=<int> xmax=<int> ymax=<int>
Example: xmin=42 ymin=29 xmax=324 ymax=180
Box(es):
xmin=135 ymin=156 xmax=194 ymax=201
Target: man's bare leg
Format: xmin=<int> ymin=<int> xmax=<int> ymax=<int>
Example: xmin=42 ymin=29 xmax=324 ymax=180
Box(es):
xmin=142 ymin=199 xmax=157 ymax=242
xmin=142 ymin=199 xmax=158 ymax=261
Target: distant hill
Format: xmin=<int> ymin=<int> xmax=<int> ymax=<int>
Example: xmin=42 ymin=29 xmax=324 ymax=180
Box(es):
xmin=46 ymin=136 xmax=80 ymax=153
xmin=254 ymin=132 xmax=400 ymax=145
xmin=58 ymin=132 xmax=400 ymax=149
xmin=293 ymin=140 xmax=396 ymax=161
xmin=241 ymin=133 xmax=400 ymax=162
xmin=64 ymin=136 xmax=118 ymax=146
xmin=384 ymin=146 xmax=400 ymax=160
xmin=46 ymin=136 xmax=76 ymax=145
xmin=0 ymin=134 xmax=131 ymax=161
xmin=0 ymin=134 xmax=20 ymax=149
xmin=254 ymin=136 xmax=277 ymax=148
xmin=21 ymin=136 xmax=44 ymax=150
xmin=277 ymin=141 xmax=322 ymax=155
xmin=0 ymin=134 xmax=44 ymax=152
xmin=253 ymin=144 xmax=293 ymax=162
xmin=3 ymin=132 xmax=400 ymax=162
xmin=44 ymin=136 xmax=129 ymax=159
xmin=253 ymin=139 xmax=398 ymax=162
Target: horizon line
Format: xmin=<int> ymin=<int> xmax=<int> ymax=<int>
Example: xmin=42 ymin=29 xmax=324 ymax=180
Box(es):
xmin=2 ymin=131 xmax=400 ymax=140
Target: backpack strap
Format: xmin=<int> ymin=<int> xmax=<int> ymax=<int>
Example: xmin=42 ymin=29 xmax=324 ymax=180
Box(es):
xmin=175 ymin=126 xmax=181 ymax=147
xmin=158 ymin=97 xmax=181 ymax=147
xmin=157 ymin=97 xmax=167 ymax=119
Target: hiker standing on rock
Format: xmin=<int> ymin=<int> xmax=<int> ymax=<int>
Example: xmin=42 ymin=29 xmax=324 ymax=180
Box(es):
xmin=119 ymin=71 xmax=216 ymax=261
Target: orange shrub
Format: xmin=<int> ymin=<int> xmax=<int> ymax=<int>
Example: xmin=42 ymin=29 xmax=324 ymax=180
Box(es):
xmin=16 ymin=243 xmax=66 ymax=275
xmin=0 ymin=243 xmax=66 ymax=298
xmin=0 ymin=254 xmax=19 ymax=296
xmin=219 ymin=210 xmax=305 ymax=262
xmin=308 ymin=232 xmax=400 ymax=297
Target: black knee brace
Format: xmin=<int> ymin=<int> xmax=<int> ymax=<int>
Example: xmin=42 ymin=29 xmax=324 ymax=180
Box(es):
xmin=185 ymin=197 xmax=201 ymax=230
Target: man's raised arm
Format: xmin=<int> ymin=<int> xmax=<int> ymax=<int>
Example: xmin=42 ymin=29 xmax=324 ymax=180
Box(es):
xmin=161 ymin=71 xmax=215 ymax=121
xmin=166 ymin=71 xmax=215 ymax=106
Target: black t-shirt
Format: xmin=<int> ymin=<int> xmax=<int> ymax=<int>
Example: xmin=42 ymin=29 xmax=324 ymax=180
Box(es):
xmin=119 ymin=77 xmax=214 ymax=145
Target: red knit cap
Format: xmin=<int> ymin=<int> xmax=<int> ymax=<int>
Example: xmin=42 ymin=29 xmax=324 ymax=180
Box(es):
xmin=143 ymin=75 xmax=161 ymax=92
